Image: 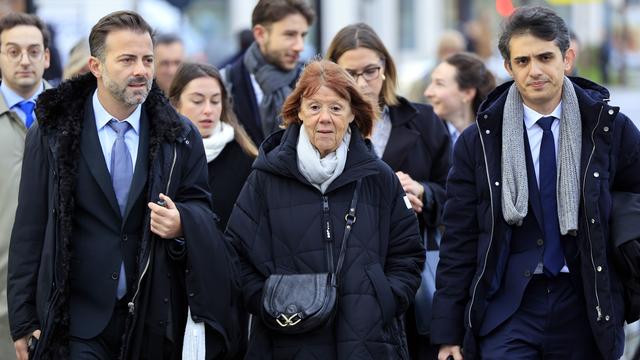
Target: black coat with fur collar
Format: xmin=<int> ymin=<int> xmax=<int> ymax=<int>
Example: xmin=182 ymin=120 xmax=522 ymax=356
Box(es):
xmin=7 ymin=74 xmax=241 ymax=359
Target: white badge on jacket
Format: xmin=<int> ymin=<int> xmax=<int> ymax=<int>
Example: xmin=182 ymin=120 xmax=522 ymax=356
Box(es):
xmin=403 ymin=195 xmax=412 ymax=210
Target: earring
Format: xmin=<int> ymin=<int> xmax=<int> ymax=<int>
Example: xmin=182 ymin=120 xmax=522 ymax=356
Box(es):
xmin=381 ymin=74 xmax=386 ymax=80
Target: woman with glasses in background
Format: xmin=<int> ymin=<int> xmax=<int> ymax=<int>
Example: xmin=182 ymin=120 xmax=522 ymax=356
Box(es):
xmin=326 ymin=23 xmax=451 ymax=360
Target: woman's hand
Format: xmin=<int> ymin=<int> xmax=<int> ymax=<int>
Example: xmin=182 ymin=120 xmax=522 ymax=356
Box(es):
xmin=396 ymin=171 xmax=424 ymax=213
xmin=148 ymin=193 xmax=183 ymax=239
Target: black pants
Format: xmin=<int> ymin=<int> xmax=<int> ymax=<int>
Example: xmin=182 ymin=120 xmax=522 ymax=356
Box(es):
xmin=69 ymin=299 xmax=128 ymax=359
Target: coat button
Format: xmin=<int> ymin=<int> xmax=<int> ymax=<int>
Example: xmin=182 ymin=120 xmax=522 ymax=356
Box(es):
xmin=122 ymin=234 xmax=128 ymax=241
xmin=537 ymin=238 xmax=544 ymax=246
xmin=494 ymin=181 xmax=500 ymax=186
xmin=608 ymin=109 xmax=614 ymax=115
xmin=483 ymin=114 xmax=488 ymax=119
xmin=591 ymin=218 xmax=596 ymax=224
xmin=603 ymin=126 xmax=609 ymax=132
xmin=524 ymin=270 xmax=531 ymax=277
xmin=485 ymin=129 xmax=491 ymax=135
xmin=163 ymin=297 xmax=168 ymax=303
xmin=111 ymin=272 xmax=118 ymax=280
xmin=593 ymin=172 xmax=600 ymax=178
xmin=192 ymin=315 xmax=199 ymax=321
xmin=605 ymin=315 xmax=610 ymax=321
xmin=596 ymin=265 xmax=603 ymax=272
xmin=185 ymin=268 xmax=191 ymax=274
xmin=189 ymin=292 xmax=195 ymax=297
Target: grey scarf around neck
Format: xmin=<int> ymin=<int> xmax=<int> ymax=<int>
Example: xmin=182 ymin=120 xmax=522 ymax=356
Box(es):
xmin=243 ymin=42 xmax=299 ymax=139
xmin=501 ymin=77 xmax=581 ymax=235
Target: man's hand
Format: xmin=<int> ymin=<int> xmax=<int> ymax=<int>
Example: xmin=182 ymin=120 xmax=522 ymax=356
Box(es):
xmin=438 ymin=344 xmax=463 ymax=360
xmin=15 ymin=329 xmax=40 ymax=360
xmin=148 ymin=193 xmax=183 ymax=239
xmin=396 ymin=171 xmax=425 ymax=213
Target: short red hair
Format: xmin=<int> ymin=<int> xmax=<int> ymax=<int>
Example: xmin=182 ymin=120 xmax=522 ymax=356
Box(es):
xmin=281 ymin=60 xmax=376 ymax=137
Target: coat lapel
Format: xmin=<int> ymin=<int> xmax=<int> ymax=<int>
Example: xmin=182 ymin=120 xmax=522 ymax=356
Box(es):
xmin=122 ymin=109 xmax=149 ymax=221
xmin=381 ymin=104 xmax=420 ymax=169
xmin=80 ymin=98 xmax=121 ymax=218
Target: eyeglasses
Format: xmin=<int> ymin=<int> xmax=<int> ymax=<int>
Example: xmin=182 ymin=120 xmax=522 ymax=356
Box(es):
xmin=1 ymin=46 xmax=45 ymax=63
xmin=346 ymin=65 xmax=383 ymax=82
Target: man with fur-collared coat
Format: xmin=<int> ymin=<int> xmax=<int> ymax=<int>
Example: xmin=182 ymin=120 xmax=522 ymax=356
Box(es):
xmin=8 ymin=11 xmax=239 ymax=360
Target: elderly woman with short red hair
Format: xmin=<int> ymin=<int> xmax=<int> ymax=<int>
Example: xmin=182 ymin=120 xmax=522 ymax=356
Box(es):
xmin=226 ymin=60 xmax=424 ymax=359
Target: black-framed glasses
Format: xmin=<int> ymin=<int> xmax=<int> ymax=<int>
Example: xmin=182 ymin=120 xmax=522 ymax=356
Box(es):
xmin=346 ymin=65 xmax=383 ymax=82
xmin=0 ymin=45 xmax=45 ymax=63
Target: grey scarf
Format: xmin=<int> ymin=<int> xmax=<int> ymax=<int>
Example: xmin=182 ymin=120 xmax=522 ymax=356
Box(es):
xmin=297 ymin=126 xmax=351 ymax=194
xmin=501 ymin=77 xmax=581 ymax=235
xmin=243 ymin=42 xmax=299 ymax=138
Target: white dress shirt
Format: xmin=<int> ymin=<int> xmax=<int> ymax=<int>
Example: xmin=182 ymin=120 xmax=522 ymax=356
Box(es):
xmin=92 ymin=90 xmax=141 ymax=173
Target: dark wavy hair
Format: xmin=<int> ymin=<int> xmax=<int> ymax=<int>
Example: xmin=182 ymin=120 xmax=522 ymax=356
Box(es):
xmin=444 ymin=52 xmax=496 ymax=115
xmin=498 ymin=6 xmax=570 ymax=62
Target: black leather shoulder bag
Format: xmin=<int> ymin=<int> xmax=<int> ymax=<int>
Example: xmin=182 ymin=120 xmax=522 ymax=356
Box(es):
xmin=261 ymin=179 xmax=362 ymax=334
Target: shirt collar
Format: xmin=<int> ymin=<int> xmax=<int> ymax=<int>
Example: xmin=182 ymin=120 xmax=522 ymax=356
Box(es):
xmin=523 ymin=101 xmax=562 ymax=130
xmin=1 ymin=80 xmax=45 ymax=108
xmin=92 ymin=89 xmax=141 ymax=134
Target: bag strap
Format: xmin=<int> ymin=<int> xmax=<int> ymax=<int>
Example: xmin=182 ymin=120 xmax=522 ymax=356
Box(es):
xmin=333 ymin=179 xmax=362 ymax=286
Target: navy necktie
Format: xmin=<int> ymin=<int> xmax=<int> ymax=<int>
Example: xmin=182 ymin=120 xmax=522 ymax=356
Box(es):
xmin=17 ymin=101 xmax=35 ymax=128
xmin=108 ymin=119 xmax=132 ymax=299
xmin=537 ymin=116 xmax=564 ymax=276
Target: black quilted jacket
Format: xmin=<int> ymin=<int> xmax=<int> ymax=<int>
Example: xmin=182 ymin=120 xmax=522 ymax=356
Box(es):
xmin=227 ymin=123 xmax=425 ymax=359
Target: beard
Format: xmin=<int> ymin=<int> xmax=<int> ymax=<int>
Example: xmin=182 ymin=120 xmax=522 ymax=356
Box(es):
xmin=103 ymin=69 xmax=152 ymax=107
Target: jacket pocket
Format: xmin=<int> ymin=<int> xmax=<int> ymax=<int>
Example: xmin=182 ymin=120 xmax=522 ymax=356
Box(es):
xmin=365 ymin=263 xmax=396 ymax=325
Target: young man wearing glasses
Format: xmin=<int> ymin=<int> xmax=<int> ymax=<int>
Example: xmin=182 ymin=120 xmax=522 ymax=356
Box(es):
xmin=0 ymin=12 xmax=51 ymax=360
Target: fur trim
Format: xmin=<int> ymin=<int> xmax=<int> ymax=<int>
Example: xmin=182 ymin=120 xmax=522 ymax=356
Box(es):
xmin=33 ymin=73 xmax=186 ymax=359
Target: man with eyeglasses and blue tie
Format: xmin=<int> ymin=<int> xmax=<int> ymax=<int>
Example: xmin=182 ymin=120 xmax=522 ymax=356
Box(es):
xmin=433 ymin=6 xmax=640 ymax=360
xmin=0 ymin=12 xmax=52 ymax=360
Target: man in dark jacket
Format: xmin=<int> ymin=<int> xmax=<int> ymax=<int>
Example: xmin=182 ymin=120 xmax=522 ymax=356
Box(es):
xmin=432 ymin=6 xmax=640 ymax=360
xmin=221 ymin=0 xmax=314 ymax=146
xmin=8 ymin=11 xmax=239 ymax=360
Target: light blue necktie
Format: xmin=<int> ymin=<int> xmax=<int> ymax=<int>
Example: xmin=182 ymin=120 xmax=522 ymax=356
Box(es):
xmin=17 ymin=100 xmax=36 ymax=128
xmin=537 ymin=116 xmax=564 ymax=276
xmin=109 ymin=119 xmax=133 ymax=299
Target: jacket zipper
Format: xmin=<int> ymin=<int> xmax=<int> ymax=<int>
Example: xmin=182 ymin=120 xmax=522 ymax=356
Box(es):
xmin=467 ymin=122 xmax=496 ymax=329
xmin=581 ymin=105 xmax=604 ymax=321
xmin=128 ymin=144 xmax=178 ymax=314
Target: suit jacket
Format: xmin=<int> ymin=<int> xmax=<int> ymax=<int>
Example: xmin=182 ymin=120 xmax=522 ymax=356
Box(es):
xmin=67 ymin=97 xmax=150 ymax=338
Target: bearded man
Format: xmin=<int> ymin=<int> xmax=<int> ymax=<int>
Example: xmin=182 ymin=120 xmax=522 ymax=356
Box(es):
xmin=8 ymin=10 xmax=239 ymax=360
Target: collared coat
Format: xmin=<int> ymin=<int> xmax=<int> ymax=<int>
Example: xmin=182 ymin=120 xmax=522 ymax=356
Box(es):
xmin=382 ymin=96 xmax=451 ymax=244
xmin=430 ymin=77 xmax=640 ymax=359
xmin=7 ymin=74 xmax=241 ymax=359
xmin=0 ymin=81 xmax=52 ymax=359
xmin=227 ymin=124 xmax=425 ymax=359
